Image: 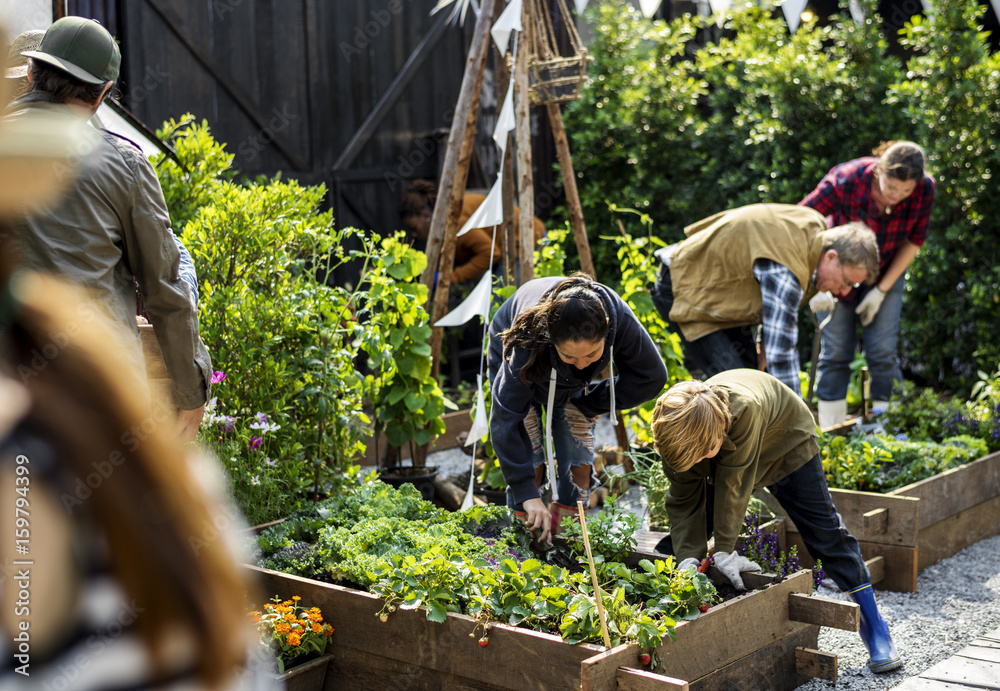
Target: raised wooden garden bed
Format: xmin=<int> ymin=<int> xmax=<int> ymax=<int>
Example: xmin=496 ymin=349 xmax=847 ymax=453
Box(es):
xmin=246 ymin=552 xmax=861 ymax=690
xmin=361 ymin=408 xmax=474 ymax=465
xmin=758 ymin=422 xmax=1000 ymax=593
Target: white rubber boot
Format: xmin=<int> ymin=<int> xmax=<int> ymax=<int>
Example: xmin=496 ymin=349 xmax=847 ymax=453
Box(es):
xmin=818 ymin=399 xmax=847 ymax=430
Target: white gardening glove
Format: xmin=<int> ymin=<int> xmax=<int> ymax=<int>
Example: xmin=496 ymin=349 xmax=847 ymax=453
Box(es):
xmin=677 ymin=557 xmax=701 ymax=573
xmin=809 ymin=291 xmax=836 ymax=313
xmin=855 ymin=287 xmax=886 ymax=326
xmin=712 ymin=551 xmax=761 ymax=590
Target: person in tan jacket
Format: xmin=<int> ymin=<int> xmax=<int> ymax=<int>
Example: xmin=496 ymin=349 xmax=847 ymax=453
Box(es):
xmin=399 ymin=179 xmax=546 ymax=285
xmin=650 ymin=203 xmax=878 ymax=397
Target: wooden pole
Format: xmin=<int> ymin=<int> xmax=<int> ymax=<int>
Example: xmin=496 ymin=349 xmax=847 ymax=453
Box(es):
xmin=547 ymin=102 xmax=594 ymax=278
xmin=422 ymin=0 xmax=497 ymax=379
xmin=577 ymin=501 xmax=612 ymax=648
xmin=514 ymin=0 xmax=535 ymax=284
xmin=493 ymin=0 xmax=517 ymax=285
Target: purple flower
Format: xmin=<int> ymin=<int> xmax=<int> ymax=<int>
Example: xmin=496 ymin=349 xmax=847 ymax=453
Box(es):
xmin=249 ymin=411 xmax=280 ymax=433
xmin=250 ymin=436 xmax=263 ymax=451
xmin=895 ymin=433 xmax=908 ymax=441
xmin=265 ymin=457 xmax=277 ymax=467
xmin=220 ymin=416 xmax=236 ymax=434
xmin=211 ymin=370 xmax=226 ymax=384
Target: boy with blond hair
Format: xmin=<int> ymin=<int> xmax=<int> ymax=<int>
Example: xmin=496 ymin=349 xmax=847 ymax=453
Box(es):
xmin=651 ymin=368 xmax=902 ymax=674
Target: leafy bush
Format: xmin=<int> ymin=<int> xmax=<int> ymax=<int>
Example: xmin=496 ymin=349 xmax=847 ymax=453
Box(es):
xmin=565 ymin=0 xmax=1000 ymax=394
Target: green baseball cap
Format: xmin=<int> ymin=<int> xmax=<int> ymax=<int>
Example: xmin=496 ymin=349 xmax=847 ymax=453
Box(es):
xmin=22 ymin=16 xmax=120 ymax=85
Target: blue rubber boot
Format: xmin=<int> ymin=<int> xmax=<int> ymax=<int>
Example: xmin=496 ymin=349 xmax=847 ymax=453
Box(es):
xmin=847 ymin=584 xmax=903 ymax=673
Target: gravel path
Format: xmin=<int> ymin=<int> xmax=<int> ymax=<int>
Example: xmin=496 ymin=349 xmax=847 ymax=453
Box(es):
xmin=429 ymin=421 xmax=1000 ymax=690
xmin=797 ymin=533 xmax=1000 ymax=690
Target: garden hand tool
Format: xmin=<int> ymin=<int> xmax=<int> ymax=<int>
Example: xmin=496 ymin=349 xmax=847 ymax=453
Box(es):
xmin=807 ymin=303 xmax=836 ymax=403
xmin=847 ymin=584 xmax=903 ymax=673
xmin=712 ymin=551 xmax=762 ymax=590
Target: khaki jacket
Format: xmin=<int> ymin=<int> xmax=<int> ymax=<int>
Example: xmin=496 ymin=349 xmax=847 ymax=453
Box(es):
xmin=668 ymin=204 xmax=826 ymax=341
xmin=7 ymin=93 xmax=211 ymax=409
xmin=663 ymin=369 xmax=819 ymax=560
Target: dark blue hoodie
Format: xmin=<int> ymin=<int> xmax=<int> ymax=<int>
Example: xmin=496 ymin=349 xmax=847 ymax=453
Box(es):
xmin=487 ymin=277 xmax=668 ymax=504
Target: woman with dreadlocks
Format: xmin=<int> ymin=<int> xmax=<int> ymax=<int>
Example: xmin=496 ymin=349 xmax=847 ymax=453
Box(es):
xmin=487 ymin=274 xmax=667 ymax=544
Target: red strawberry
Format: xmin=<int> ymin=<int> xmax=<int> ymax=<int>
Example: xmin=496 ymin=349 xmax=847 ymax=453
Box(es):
xmin=479 ymin=637 xmax=489 ymax=648
xmin=639 ymin=653 xmax=651 ymax=666
xmin=698 ymin=604 xmax=710 ymax=613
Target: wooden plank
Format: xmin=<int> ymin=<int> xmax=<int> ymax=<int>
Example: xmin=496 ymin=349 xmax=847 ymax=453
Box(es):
xmin=892 ymin=450 xmax=1000 ymax=528
xmin=863 ymin=507 xmax=889 ymax=537
xmin=788 ymin=593 xmax=858 ymax=631
xmin=617 ymin=667 xmax=690 ymax=690
xmin=688 ymin=624 xmax=819 ymax=691
xmin=894 ymin=679 xmax=992 ymax=690
xmin=325 ymin=644 xmax=511 ymax=690
xmin=250 ymin=566 xmax=606 ymax=690
xmin=333 ymin=9 xmax=451 ymax=170
xmin=921 ymin=655 xmax=1000 ymax=688
xmin=866 ymin=555 xmax=886 ymax=587
xmin=824 ymin=489 xmax=920 ymax=546
xmin=142 ymin=0 xmax=309 ymax=170
xmin=655 ymin=571 xmax=813 ymax=681
xmin=794 ymin=646 xmax=838 ymax=681
xmin=785 ymin=531 xmax=916 ymax=592
xmin=917 ymin=494 xmax=1000 ymax=570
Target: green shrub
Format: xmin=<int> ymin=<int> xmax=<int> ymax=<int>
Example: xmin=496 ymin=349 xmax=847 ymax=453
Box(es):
xmin=565 ymin=0 xmax=1000 ymax=394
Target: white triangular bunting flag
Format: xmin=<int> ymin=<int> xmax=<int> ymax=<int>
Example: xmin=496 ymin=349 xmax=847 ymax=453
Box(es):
xmin=491 ymin=0 xmax=522 ymax=54
xmin=638 ymin=0 xmax=661 ymax=19
xmin=991 ymin=1 xmax=999 ymax=25
xmin=574 ymin=0 xmax=588 ymax=15
xmin=781 ymin=0 xmax=808 ymax=33
xmin=708 ymin=0 xmax=732 ymax=14
xmin=434 ymin=269 xmax=493 ymax=327
xmin=466 ymin=376 xmax=490 ymax=446
xmin=921 ymin=0 xmax=933 ymax=11
xmin=493 ymin=77 xmax=515 ymax=154
xmin=457 ymin=176 xmax=503 ymax=237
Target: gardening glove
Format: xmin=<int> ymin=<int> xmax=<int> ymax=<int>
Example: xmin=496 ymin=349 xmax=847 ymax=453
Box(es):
xmin=855 ymin=287 xmax=886 ymax=326
xmin=809 ymin=291 xmax=837 ymax=314
xmin=677 ymin=557 xmax=701 ymax=574
xmin=712 ymin=551 xmax=761 ymax=591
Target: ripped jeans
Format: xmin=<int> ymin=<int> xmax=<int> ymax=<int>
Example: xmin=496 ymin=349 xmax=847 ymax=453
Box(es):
xmin=507 ymin=402 xmax=597 ymax=510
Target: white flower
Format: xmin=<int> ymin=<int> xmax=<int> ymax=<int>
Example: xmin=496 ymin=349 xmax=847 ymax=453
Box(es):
xmin=250 ymin=475 xmax=260 ymax=486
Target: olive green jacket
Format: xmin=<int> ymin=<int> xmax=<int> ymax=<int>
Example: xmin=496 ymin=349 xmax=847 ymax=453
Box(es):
xmin=668 ymin=204 xmax=826 ymax=342
xmin=7 ymin=93 xmax=211 ymax=409
xmin=663 ymin=369 xmax=819 ymax=560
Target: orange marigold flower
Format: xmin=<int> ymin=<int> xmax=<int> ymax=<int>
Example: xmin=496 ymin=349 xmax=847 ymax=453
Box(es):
xmin=287 ymin=632 xmax=301 ymax=647
xmin=311 ymin=623 xmax=323 ymax=634
xmin=275 ymin=622 xmax=291 ymax=635
xmin=292 ymin=596 xmax=301 ymax=602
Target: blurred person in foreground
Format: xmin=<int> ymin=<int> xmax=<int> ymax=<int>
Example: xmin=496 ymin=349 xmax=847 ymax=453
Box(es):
xmin=0 ymin=28 xmax=276 ymax=690
xmin=5 ymin=17 xmax=211 ymax=442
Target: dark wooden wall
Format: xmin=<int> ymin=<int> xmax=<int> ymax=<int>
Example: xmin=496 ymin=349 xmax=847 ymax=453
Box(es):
xmin=63 ymin=0 xmax=564 ymax=244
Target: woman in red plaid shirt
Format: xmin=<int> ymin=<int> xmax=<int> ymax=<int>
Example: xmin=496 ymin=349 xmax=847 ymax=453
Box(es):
xmin=800 ymin=141 xmax=935 ymax=428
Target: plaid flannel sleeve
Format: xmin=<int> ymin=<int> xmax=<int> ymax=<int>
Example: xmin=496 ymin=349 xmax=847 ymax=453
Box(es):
xmin=753 ymin=259 xmax=804 ymax=397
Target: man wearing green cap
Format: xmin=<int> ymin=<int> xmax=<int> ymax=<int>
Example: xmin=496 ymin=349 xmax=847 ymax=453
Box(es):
xmin=6 ymin=17 xmax=212 ymax=442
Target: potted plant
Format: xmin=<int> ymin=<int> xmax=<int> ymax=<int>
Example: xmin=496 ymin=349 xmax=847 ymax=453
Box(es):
xmin=357 ymin=233 xmax=447 ymax=499
xmin=249 ymin=595 xmax=335 ymax=690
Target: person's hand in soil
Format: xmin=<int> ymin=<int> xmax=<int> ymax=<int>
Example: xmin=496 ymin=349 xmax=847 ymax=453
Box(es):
xmin=712 ymin=551 xmax=761 ymax=590
xmin=522 ymin=497 xmax=552 ymax=546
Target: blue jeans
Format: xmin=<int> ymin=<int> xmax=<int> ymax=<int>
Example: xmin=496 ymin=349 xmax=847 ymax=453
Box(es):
xmin=767 ymin=453 xmax=870 ymax=590
xmin=816 ymin=277 xmax=905 ymax=402
xmin=651 ymin=263 xmax=757 ymax=375
xmin=506 ymin=402 xmax=596 ymax=510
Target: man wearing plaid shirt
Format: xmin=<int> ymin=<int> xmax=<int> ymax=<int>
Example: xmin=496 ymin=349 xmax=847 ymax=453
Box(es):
xmin=800 ymin=142 xmax=934 ymax=427
xmin=651 ymin=204 xmax=879 ymax=397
